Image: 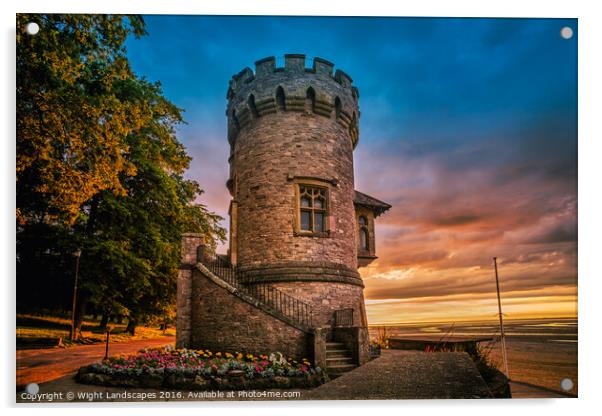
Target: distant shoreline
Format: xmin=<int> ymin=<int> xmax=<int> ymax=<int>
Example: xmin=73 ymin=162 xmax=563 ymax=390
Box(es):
xmin=367 ymin=316 xmax=577 ymax=327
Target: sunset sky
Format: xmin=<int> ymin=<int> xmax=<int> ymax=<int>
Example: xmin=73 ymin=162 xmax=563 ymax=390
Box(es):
xmin=126 ymin=16 xmax=577 ymax=324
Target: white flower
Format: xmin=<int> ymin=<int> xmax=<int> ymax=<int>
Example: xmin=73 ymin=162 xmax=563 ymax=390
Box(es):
xmin=268 ymin=352 xmax=287 ymax=365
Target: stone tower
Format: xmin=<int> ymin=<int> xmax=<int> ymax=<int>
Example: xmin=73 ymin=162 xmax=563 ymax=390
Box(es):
xmin=177 ymin=54 xmax=390 ymax=370
xmin=227 ymin=54 xmax=370 ymax=328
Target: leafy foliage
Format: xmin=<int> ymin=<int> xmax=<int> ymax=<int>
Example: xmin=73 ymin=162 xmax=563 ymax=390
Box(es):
xmin=17 ymin=14 xmax=145 ymax=224
xmin=16 ymin=14 xmax=226 ymax=323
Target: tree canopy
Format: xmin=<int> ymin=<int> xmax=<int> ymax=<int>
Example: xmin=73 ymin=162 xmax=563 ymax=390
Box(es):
xmin=16 ymin=14 xmax=225 ymax=328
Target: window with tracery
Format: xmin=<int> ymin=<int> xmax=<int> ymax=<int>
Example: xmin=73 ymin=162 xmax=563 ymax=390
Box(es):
xmin=298 ymin=185 xmax=328 ymax=233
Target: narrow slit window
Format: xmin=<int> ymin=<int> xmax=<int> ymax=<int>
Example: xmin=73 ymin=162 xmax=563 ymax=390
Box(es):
xmin=360 ymin=228 xmax=368 ymax=251
xmin=248 ymin=94 xmax=259 ymax=118
xmin=306 ymin=87 xmax=316 ymax=114
xmin=359 ymin=216 xmax=369 ymax=251
xmin=276 ymin=86 xmax=286 ymax=111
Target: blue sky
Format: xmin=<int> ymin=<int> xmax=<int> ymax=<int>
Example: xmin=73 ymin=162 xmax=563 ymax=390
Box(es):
xmin=125 ymin=16 xmax=577 ymax=322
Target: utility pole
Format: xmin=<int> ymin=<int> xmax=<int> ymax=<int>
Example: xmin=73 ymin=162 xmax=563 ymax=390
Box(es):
xmin=70 ymin=248 xmax=82 ymax=341
xmin=493 ymin=257 xmax=510 ymax=378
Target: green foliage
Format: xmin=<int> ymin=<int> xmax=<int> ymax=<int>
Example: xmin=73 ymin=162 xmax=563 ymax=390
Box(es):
xmin=16 ymin=14 xmax=226 ymax=322
xmin=17 ymin=14 xmax=146 ymax=224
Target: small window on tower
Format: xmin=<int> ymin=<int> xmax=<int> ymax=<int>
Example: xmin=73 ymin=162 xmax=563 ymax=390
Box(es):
xmin=297 ymin=184 xmax=329 ymax=235
xmin=359 ymin=215 xmax=369 ymax=251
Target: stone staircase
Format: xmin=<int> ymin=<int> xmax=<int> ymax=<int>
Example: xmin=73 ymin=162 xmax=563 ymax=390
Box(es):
xmin=326 ymin=341 xmax=357 ymax=378
xmin=200 ymin=253 xmax=313 ymax=330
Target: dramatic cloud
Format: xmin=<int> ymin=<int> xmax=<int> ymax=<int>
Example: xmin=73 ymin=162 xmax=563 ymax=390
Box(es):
xmin=126 ymin=16 xmax=577 ymax=323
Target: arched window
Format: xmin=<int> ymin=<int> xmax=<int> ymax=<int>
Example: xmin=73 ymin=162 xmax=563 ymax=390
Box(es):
xmin=276 ymin=86 xmax=286 ymax=111
xmin=359 ymin=216 xmax=369 ymax=251
xmin=305 ymin=87 xmax=316 ymax=114
xmin=248 ymin=94 xmax=259 ymax=118
xmin=334 ymin=96 xmax=342 ymax=119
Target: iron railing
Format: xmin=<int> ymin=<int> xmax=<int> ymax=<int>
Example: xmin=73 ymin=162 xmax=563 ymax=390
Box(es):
xmin=201 ymin=253 xmax=313 ymax=328
xmin=334 ymin=308 xmax=355 ymax=327
xmin=203 ymin=254 xmax=238 ymax=287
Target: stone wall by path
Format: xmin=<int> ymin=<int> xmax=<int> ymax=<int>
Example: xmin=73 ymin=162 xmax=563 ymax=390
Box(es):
xmin=189 ymin=266 xmax=312 ymax=360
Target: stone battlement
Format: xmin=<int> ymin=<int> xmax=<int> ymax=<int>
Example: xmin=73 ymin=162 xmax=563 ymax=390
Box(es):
xmin=226 ymin=54 xmax=360 ymax=148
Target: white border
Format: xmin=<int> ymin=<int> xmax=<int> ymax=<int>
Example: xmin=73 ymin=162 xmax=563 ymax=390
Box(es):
xmin=2 ymin=1 xmax=601 ymax=415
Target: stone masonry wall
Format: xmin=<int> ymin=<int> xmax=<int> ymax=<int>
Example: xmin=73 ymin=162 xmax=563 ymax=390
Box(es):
xmin=263 ymin=281 xmax=365 ymax=328
xmin=234 ymin=111 xmax=356 ymax=270
xmin=190 ymin=268 xmax=311 ymax=360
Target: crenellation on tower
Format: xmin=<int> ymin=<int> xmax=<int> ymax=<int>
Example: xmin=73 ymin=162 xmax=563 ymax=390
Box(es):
xmin=255 ymin=56 xmax=276 ymax=77
xmin=312 ymin=57 xmax=334 ymax=75
xmin=284 ymin=53 xmax=306 ymax=72
xmin=226 ymin=55 xmax=360 ymax=150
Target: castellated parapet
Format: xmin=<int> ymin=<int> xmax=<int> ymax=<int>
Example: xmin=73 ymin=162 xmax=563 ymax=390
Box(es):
xmin=225 ymin=54 xmax=366 ymax=328
xmin=226 ymin=55 xmax=360 ymax=151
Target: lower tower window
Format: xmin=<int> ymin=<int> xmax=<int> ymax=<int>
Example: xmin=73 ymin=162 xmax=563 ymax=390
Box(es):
xmin=297 ymin=184 xmax=328 ymax=235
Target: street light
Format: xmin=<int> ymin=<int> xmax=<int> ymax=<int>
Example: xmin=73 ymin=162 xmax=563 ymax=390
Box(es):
xmin=70 ymin=248 xmax=82 ymax=340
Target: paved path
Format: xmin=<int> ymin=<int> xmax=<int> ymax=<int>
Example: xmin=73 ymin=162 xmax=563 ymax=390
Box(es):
xmin=509 ymin=380 xmax=576 ymax=398
xmin=16 ymin=336 xmax=175 ymax=388
xmin=307 ymin=350 xmax=492 ymax=400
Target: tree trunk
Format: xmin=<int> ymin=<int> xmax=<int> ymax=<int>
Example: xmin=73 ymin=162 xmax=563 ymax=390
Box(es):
xmin=126 ymin=317 xmax=137 ymax=336
xmin=98 ymin=313 xmax=109 ymax=330
xmin=71 ymin=294 xmax=88 ymax=339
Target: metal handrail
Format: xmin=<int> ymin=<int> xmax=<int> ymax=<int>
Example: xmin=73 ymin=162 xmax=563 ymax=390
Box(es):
xmin=201 ymin=253 xmax=313 ymax=328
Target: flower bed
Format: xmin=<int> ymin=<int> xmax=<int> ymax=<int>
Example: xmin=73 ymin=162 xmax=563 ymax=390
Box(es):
xmin=76 ymin=347 xmax=326 ymax=390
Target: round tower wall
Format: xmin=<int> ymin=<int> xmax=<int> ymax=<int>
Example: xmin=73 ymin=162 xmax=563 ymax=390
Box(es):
xmin=227 ymin=56 xmax=364 ymax=320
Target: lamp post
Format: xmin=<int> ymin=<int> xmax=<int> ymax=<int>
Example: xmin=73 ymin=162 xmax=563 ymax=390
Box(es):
xmin=104 ymin=326 xmax=112 ymax=360
xmin=70 ymin=248 xmax=82 ymax=340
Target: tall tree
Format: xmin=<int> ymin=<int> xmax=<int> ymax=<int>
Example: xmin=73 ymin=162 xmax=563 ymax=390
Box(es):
xmin=16 ymin=15 xmax=226 ymax=332
xmin=76 ymin=77 xmax=225 ymax=334
xmin=17 ymin=14 xmax=146 ymax=224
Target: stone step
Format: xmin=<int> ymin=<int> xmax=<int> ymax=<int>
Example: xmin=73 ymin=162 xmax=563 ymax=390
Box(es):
xmin=326 ymin=349 xmax=349 ymax=358
xmin=326 ymin=363 xmax=357 ymax=375
xmin=326 ymin=356 xmax=353 ymax=365
xmin=326 ymin=342 xmax=346 ymax=349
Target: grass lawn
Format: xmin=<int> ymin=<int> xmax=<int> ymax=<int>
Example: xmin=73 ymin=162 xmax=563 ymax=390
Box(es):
xmin=17 ymin=313 xmax=175 ymax=348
